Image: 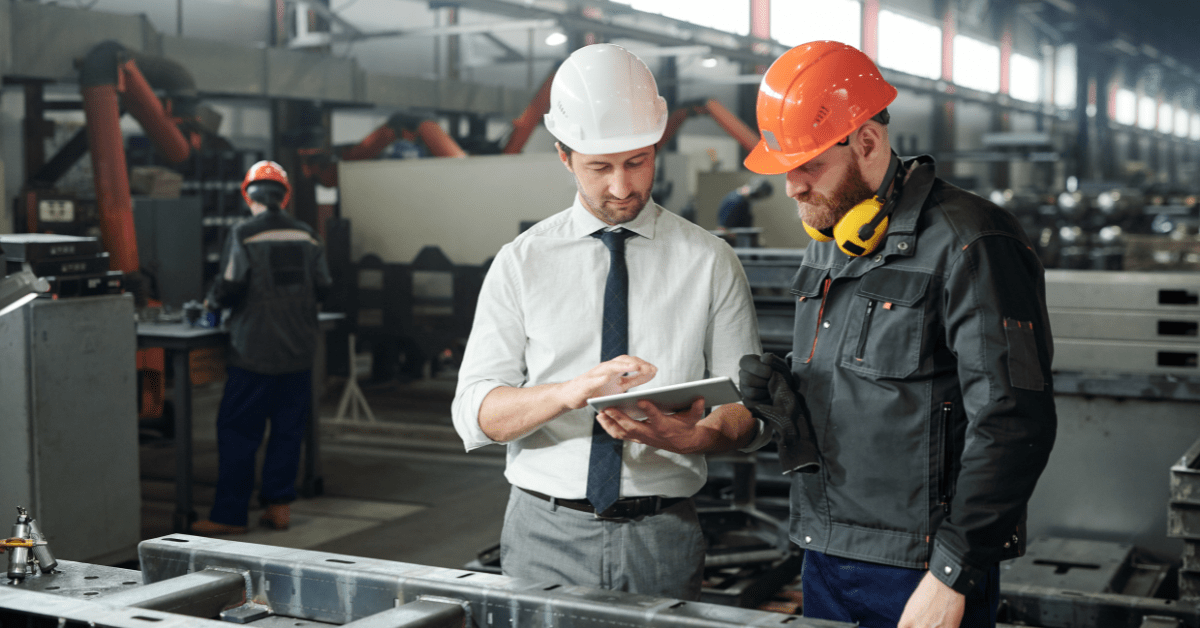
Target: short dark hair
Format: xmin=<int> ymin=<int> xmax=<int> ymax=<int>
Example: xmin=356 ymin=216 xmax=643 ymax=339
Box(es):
xmin=557 ymin=141 xmax=574 ymax=160
xmin=871 ymin=107 xmax=890 ymax=125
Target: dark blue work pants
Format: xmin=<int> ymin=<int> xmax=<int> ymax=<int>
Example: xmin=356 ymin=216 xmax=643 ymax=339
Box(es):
xmin=209 ymin=366 xmax=312 ymax=527
xmin=802 ymin=550 xmax=1000 ymax=628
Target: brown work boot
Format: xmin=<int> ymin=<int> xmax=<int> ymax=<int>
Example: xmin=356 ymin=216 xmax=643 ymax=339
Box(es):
xmin=190 ymin=520 xmax=248 ymax=536
xmin=259 ymin=504 xmax=291 ymax=530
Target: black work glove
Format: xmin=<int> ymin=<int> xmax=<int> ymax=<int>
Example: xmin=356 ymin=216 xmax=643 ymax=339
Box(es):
xmin=739 ymin=353 xmax=821 ymax=475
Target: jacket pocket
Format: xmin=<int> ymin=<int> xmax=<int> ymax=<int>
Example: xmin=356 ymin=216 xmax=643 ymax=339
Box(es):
xmin=789 ymin=265 xmax=829 ymax=365
xmin=1004 ymin=318 xmax=1045 ymax=391
xmin=842 ymin=268 xmax=931 ymax=378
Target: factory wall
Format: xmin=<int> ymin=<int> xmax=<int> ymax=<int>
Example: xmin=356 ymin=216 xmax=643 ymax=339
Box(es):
xmin=338 ymin=153 xmax=577 ymax=267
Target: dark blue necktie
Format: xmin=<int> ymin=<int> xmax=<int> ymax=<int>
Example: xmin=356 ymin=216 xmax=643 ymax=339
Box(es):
xmin=587 ymin=228 xmax=636 ymax=514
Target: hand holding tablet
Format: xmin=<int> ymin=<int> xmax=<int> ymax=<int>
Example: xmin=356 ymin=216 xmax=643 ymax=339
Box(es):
xmin=586 ymin=376 xmax=741 ymax=420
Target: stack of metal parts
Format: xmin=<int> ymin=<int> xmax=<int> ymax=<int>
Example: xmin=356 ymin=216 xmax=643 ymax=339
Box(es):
xmin=0 ymin=535 xmax=840 ymax=627
xmin=733 ymin=248 xmax=806 ymax=354
xmin=0 ymin=233 xmax=122 ymax=297
xmin=1171 ymin=438 xmax=1200 ymax=601
xmin=1046 ymin=270 xmax=1200 ymax=377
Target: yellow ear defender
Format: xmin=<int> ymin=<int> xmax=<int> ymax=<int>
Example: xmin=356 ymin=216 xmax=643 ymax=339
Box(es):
xmin=803 ymin=153 xmax=903 ymax=257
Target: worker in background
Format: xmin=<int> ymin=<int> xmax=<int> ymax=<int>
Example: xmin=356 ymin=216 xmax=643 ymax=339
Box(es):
xmin=717 ymin=178 xmax=773 ymax=229
xmin=191 ymin=160 xmax=333 ymax=536
xmin=451 ymin=43 xmax=765 ymax=600
xmin=735 ymin=41 xmax=1057 ymax=628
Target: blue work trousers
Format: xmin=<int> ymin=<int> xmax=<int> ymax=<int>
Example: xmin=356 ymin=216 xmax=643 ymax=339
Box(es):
xmin=802 ymin=550 xmax=1000 ymax=628
xmin=209 ymin=366 xmax=312 ymax=527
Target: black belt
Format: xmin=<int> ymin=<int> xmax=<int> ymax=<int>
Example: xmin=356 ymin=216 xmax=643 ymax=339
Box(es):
xmin=519 ymin=488 xmax=687 ymax=520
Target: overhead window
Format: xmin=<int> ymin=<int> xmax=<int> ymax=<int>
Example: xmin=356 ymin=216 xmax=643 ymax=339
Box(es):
xmin=1114 ymin=89 xmax=1137 ymax=126
xmin=1009 ymin=53 xmax=1040 ymax=102
xmin=953 ymin=35 xmax=999 ymax=93
xmin=1191 ymin=113 xmax=1200 ymax=141
xmin=1053 ymin=45 xmax=1076 ymax=109
xmin=878 ymin=10 xmax=941 ymax=80
xmin=622 ymin=0 xmax=750 ymax=36
xmin=772 ymin=0 xmax=861 ymax=48
xmin=1158 ymin=103 xmax=1174 ymax=134
xmin=1174 ymin=108 xmax=1190 ymax=138
xmin=1138 ymin=95 xmax=1157 ymax=130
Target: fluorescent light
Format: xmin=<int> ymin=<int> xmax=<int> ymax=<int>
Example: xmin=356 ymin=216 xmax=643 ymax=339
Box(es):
xmin=545 ymin=32 xmax=567 ymax=46
xmin=701 ymin=57 xmax=718 ymax=68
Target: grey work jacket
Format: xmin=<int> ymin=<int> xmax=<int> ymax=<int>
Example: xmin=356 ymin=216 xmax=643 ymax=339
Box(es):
xmin=208 ymin=210 xmax=333 ymax=375
xmin=787 ymin=156 xmax=1057 ymax=594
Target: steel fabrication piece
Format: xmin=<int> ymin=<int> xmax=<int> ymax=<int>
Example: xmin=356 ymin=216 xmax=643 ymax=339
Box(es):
xmin=0 ymin=536 xmax=842 ymax=627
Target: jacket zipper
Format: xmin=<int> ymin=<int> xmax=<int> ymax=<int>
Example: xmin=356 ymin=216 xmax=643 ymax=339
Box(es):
xmin=805 ymin=278 xmax=832 ymax=364
xmin=854 ymin=299 xmax=877 ymax=361
xmin=940 ymin=401 xmax=954 ymax=513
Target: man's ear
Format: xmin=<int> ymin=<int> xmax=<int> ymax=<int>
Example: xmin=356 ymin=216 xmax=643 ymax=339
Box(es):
xmin=857 ymin=122 xmax=884 ymax=161
xmin=555 ymin=142 xmax=573 ymax=172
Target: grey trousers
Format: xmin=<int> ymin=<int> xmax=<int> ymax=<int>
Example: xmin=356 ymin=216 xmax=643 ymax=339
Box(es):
xmin=500 ymin=486 xmax=706 ymax=600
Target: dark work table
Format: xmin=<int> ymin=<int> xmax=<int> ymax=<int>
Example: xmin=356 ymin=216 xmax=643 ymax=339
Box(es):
xmin=137 ymin=312 xmax=344 ymax=533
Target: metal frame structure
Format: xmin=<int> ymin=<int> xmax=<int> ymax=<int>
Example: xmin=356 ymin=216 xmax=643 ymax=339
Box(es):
xmin=1 ymin=537 xmax=842 ymax=627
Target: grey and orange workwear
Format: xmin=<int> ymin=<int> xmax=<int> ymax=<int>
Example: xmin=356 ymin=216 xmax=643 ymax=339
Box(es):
xmin=781 ymin=155 xmax=1057 ymax=595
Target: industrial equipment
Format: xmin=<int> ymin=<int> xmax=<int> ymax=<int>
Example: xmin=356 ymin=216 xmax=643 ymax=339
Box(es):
xmin=0 ymin=294 xmax=141 ymax=565
xmin=0 ymin=536 xmax=836 ymax=627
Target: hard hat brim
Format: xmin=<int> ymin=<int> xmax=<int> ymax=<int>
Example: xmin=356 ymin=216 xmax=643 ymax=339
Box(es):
xmin=744 ymin=139 xmax=824 ymax=176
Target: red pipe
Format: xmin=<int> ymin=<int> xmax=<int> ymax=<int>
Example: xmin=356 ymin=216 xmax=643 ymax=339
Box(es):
xmin=341 ymin=125 xmax=400 ymax=161
xmin=81 ymin=84 xmax=139 ymax=273
xmin=703 ymin=99 xmax=760 ymax=153
xmin=417 ymin=121 xmax=467 ymax=158
xmin=502 ymin=66 xmax=557 ymax=155
xmin=120 ymin=59 xmax=190 ymax=163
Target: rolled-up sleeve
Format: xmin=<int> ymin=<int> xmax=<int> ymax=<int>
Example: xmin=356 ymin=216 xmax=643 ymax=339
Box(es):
xmin=451 ymin=248 xmax=529 ymax=451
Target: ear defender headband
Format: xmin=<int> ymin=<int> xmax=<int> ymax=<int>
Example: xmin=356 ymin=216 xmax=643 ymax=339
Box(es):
xmin=803 ymin=152 xmax=903 ymax=257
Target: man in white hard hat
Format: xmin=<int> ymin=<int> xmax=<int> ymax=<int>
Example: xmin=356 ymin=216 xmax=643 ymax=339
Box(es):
xmin=451 ymin=43 xmax=765 ymax=600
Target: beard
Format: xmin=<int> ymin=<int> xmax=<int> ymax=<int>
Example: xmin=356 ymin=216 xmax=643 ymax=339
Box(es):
xmin=577 ymin=185 xmax=650 ymax=225
xmin=796 ymin=159 xmax=877 ymax=230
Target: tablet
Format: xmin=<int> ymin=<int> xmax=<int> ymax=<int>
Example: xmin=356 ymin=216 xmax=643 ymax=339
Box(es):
xmin=587 ymin=376 xmax=741 ymax=421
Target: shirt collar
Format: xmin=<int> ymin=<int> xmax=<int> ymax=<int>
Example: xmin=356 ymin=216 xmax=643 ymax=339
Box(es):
xmin=567 ymin=194 xmax=659 ymax=240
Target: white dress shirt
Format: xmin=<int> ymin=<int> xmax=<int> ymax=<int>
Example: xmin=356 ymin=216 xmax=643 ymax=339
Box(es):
xmin=451 ymin=196 xmax=761 ymax=499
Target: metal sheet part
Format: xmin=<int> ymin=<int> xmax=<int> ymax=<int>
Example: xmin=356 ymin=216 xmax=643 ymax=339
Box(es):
xmin=98 ymin=568 xmax=247 ymax=617
xmin=1001 ymin=538 xmax=1133 ymax=594
xmin=1045 ymin=271 xmax=1200 ymax=312
xmin=342 ymin=599 xmax=465 ymax=628
xmin=0 ymin=586 xmax=232 ymax=627
xmin=137 ymin=535 xmax=844 ymax=627
xmin=1000 ymin=582 xmax=1200 ymax=628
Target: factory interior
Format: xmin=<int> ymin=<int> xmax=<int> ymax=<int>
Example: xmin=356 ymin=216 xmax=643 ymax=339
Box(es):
xmin=1 ymin=0 xmax=1199 ymax=626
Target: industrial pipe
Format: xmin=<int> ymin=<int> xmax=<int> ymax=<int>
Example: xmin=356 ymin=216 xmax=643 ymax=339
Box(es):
xmin=501 ymin=65 xmax=558 ymax=155
xmin=81 ymin=81 xmax=139 ymax=272
xmin=703 ymin=98 xmax=760 ymax=153
xmin=658 ymin=99 xmax=761 ymax=154
xmin=414 ymin=120 xmax=467 ymax=158
xmin=119 ymin=59 xmax=191 ymax=163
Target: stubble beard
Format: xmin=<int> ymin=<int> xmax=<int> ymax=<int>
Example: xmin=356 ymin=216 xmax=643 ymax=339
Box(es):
xmin=796 ymin=160 xmax=877 ymax=231
xmin=577 ymin=185 xmax=650 ymax=226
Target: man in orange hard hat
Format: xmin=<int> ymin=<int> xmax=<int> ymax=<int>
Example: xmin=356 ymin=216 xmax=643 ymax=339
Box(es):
xmin=736 ymin=42 xmax=1057 ymax=628
xmin=192 ymin=160 xmax=333 ymax=536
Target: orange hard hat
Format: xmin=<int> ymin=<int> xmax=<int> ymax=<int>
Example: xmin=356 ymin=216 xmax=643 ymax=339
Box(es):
xmin=241 ymin=160 xmax=292 ymax=208
xmin=744 ymin=41 xmax=898 ymax=175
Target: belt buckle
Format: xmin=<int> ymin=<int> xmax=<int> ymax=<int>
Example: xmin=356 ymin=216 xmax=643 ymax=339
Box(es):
xmin=593 ymin=505 xmax=627 ymax=521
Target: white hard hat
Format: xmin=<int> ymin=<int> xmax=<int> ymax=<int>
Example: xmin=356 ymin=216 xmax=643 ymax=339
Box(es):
xmin=544 ymin=44 xmax=668 ymax=155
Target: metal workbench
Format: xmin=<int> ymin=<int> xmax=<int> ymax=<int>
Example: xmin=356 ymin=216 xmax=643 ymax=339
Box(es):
xmin=136 ymin=312 xmax=343 ymax=533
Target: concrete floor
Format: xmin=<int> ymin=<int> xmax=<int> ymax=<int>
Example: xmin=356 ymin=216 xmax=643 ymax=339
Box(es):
xmin=138 ymin=370 xmax=511 ymax=572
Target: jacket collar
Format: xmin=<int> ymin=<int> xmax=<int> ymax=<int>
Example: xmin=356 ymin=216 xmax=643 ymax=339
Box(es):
xmin=885 ymin=155 xmax=938 ymax=237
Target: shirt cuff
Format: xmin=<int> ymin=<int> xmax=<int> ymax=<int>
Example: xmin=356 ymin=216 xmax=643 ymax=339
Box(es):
xmin=928 ymin=541 xmax=986 ymax=596
xmin=452 ymin=381 xmax=505 ymax=451
xmin=738 ymin=418 xmax=772 ymax=453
